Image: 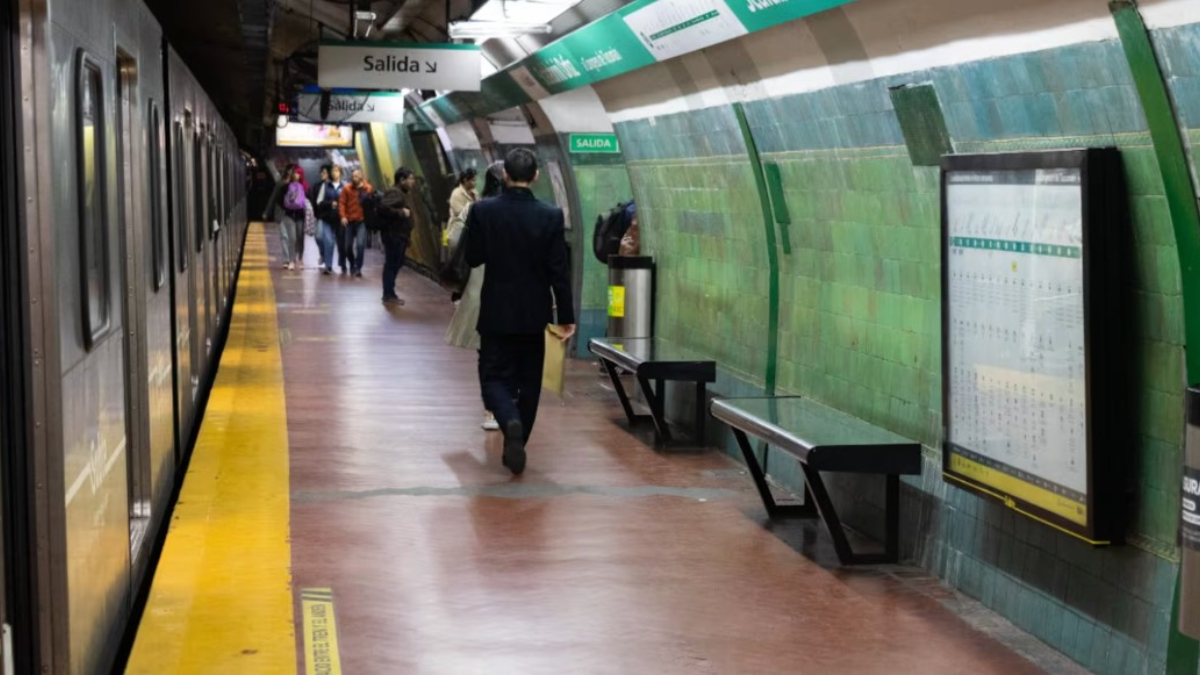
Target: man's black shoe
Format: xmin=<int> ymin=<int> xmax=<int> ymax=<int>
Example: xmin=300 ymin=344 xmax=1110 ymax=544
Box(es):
xmin=502 ymin=419 xmax=526 ymax=475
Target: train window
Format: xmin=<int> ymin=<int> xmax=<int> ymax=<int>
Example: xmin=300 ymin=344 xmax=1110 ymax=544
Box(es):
xmin=208 ymin=141 xmax=217 ymax=239
xmin=77 ymin=51 xmax=110 ymax=348
xmin=173 ymin=121 xmax=187 ymax=272
xmin=193 ymin=132 xmax=203 ymax=253
xmin=217 ymin=149 xmax=225 ymax=225
xmin=148 ymin=102 xmax=165 ymax=291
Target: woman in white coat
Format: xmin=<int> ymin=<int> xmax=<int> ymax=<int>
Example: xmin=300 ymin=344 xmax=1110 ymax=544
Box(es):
xmin=445 ymin=162 xmax=505 ymax=430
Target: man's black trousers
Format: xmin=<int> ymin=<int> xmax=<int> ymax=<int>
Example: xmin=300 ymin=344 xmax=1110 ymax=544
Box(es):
xmin=479 ymin=333 xmax=545 ymax=442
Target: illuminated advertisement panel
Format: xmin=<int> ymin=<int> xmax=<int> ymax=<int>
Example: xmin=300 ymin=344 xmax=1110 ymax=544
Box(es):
xmin=276 ymin=122 xmax=355 ymax=148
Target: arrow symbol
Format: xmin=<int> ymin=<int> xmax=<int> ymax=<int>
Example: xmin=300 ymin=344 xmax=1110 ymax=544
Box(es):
xmin=426 ymin=62 xmax=438 ymax=73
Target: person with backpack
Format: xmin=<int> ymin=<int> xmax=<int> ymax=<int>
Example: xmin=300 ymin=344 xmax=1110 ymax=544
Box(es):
xmin=618 ymin=203 xmax=639 ymax=256
xmin=273 ymin=165 xmax=307 ymax=270
xmin=338 ymin=169 xmax=374 ymax=278
xmin=293 ymin=165 xmax=312 ymax=268
xmin=445 ymin=161 xmax=505 ymax=431
xmin=592 ymin=200 xmax=636 ymax=264
xmin=311 ymin=165 xmax=344 ymax=275
xmin=377 ymin=168 xmax=416 ymax=306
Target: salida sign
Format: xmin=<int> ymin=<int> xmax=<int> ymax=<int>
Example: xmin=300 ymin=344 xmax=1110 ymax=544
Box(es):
xmin=296 ymin=91 xmax=407 ymax=124
xmin=569 ymin=133 xmax=620 ymax=153
xmin=318 ymin=41 xmax=482 ymax=92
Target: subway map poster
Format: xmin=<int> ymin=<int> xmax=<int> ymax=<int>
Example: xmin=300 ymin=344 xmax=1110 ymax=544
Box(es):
xmin=941 ymin=150 xmax=1122 ymax=543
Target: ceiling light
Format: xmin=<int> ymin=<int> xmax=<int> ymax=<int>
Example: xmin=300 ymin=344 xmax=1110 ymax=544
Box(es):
xmin=354 ymin=11 xmax=378 ymax=38
xmin=448 ymin=21 xmax=552 ymax=39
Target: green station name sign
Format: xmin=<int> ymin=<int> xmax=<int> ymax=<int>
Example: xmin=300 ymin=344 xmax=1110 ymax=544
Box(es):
xmin=569 ymin=133 xmax=621 ymax=153
xmin=419 ymin=0 xmax=856 ymax=127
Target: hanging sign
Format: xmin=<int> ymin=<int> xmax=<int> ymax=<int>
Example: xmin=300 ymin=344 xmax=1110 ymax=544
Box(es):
xmin=569 ymin=133 xmax=620 ymax=153
xmin=318 ymin=41 xmax=482 ymax=91
xmin=296 ymin=91 xmax=407 ymax=124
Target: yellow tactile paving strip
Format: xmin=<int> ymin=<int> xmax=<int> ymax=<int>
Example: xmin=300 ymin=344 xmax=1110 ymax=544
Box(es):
xmin=127 ymin=224 xmax=296 ymax=674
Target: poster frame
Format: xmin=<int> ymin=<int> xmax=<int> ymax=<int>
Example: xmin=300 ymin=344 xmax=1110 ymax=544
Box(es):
xmin=939 ymin=148 xmax=1125 ymax=544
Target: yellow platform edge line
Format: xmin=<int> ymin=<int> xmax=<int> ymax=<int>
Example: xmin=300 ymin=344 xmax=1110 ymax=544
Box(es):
xmin=127 ymin=224 xmax=297 ymax=674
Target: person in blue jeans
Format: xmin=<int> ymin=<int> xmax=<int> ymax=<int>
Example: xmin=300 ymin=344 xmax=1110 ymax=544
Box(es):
xmin=311 ymin=165 xmax=344 ymax=275
xmin=378 ymin=168 xmax=416 ymax=305
xmin=338 ymin=169 xmax=373 ymax=278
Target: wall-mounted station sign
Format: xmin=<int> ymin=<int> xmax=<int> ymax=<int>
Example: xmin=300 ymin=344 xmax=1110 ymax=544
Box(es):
xmin=318 ymin=41 xmax=482 ymax=92
xmin=569 ymin=133 xmax=620 ymax=153
xmin=940 ymin=148 xmax=1124 ymax=544
xmin=296 ymin=90 xmax=407 ymax=124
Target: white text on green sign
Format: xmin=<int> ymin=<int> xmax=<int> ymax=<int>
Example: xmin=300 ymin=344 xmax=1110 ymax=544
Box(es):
xmin=570 ymin=134 xmax=620 ymax=153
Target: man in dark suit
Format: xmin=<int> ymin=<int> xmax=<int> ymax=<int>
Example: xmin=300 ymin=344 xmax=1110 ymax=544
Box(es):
xmin=466 ymin=148 xmax=576 ymax=475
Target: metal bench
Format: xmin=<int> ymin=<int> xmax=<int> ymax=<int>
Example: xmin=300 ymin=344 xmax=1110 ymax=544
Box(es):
xmin=710 ymin=396 xmax=922 ymax=565
xmin=588 ymin=337 xmax=716 ymax=445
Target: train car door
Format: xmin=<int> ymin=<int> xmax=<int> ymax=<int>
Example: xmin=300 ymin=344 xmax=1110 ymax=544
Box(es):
xmin=193 ymin=133 xmax=210 ymax=370
xmin=0 ymin=1 xmax=24 ymax=669
xmin=116 ymin=50 xmax=151 ymax=561
xmin=184 ymin=119 xmax=201 ymax=418
xmin=207 ymin=143 xmax=220 ymax=327
xmin=188 ymin=129 xmax=205 ymax=386
xmin=170 ymin=119 xmax=195 ymax=457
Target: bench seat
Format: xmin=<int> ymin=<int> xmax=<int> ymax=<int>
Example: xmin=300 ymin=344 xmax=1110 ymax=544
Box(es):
xmin=710 ymin=396 xmax=922 ymax=565
xmin=588 ymin=337 xmax=715 ymax=444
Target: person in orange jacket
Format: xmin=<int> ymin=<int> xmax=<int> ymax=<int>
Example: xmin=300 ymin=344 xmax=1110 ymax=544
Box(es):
xmin=338 ymin=169 xmax=374 ymax=277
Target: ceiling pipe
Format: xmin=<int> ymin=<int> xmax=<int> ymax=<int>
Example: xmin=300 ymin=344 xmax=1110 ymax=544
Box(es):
xmin=377 ymin=0 xmax=442 ymax=39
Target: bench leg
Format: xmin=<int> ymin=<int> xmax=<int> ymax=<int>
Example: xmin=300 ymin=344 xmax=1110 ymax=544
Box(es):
xmin=636 ymin=374 xmax=673 ymax=443
xmin=886 ymin=474 xmax=900 ymax=563
xmin=602 ymin=359 xmax=641 ymax=425
xmin=695 ymin=382 xmax=707 ymax=444
xmin=802 ymin=466 xmax=902 ymax=566
xmin=734 ymin=430 xmax=814 ymax=519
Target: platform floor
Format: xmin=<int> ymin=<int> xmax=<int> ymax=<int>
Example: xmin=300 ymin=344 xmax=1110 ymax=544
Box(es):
xmin=126 ymin=224 xmax=1086 ymax=674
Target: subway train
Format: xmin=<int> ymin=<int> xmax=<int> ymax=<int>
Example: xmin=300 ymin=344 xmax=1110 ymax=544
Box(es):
xmin=0 ymin=0 xmax=247 ymax=673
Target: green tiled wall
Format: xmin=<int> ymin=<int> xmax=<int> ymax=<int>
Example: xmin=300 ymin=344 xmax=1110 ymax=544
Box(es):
xmin=356 ymin=129 xmax=385 ymax=190
xmin=614 ymin=34 xmax=1189 ymax=675
xmin=621 ymin=106 xmax=772 ymax=384
xmin=572 ymin=160 xmax=633 ymax=356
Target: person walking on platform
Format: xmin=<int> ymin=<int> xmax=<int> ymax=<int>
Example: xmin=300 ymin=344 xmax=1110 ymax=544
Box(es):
xmin=264 ymin=165 xmax=306 ymax=270
xmin=339 ymin=169 xmax=373 ymax=278
xmin=293 ymin=165 xmax=311 ymax=268
xmin=465 ymin=148 xmax=575 ymax=474
xmin=312 ymin=165 xmax=344 ymax=275
xmin=447 ymin=168 xmax=477 ymax=251
xmin=446 ymin=161 xmax=505 ymax=431
xmin=378 ymin=168 xmax=416 ymax=305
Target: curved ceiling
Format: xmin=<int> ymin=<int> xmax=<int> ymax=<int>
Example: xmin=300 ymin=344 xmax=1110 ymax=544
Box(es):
xmin=145 ymin=0 xmax=634 ymax=150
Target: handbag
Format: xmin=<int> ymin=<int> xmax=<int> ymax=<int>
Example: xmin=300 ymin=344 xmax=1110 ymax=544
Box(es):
xmin=542 ymin=326 xmax=567 ymax=396
xmin=303 ymin=200 xmax=316 ymax=236
xmin=438 ymin=204 xmax=472 ymax=290
xmin=439 ymin=231 xmax=471 ymax=291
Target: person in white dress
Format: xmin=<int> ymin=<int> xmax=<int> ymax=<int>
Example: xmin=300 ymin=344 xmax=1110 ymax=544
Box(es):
xmin=445 ymin=162 xmax=505 ymax=430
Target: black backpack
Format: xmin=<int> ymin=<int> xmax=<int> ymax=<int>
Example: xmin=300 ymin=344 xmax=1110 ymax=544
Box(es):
xmin=592 ymin=202 xmax=631 ymax=264
xmin=361 ymin=191 xmax=384 ymax=233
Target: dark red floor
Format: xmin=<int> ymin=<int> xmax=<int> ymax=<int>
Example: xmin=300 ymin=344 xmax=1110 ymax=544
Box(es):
xmin=271 ymin=233 xmax=1072 ymax=674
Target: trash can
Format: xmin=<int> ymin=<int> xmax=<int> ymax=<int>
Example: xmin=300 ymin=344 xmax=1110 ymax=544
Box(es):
xmin=607 ymin=256 xmax=654 ymax=339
